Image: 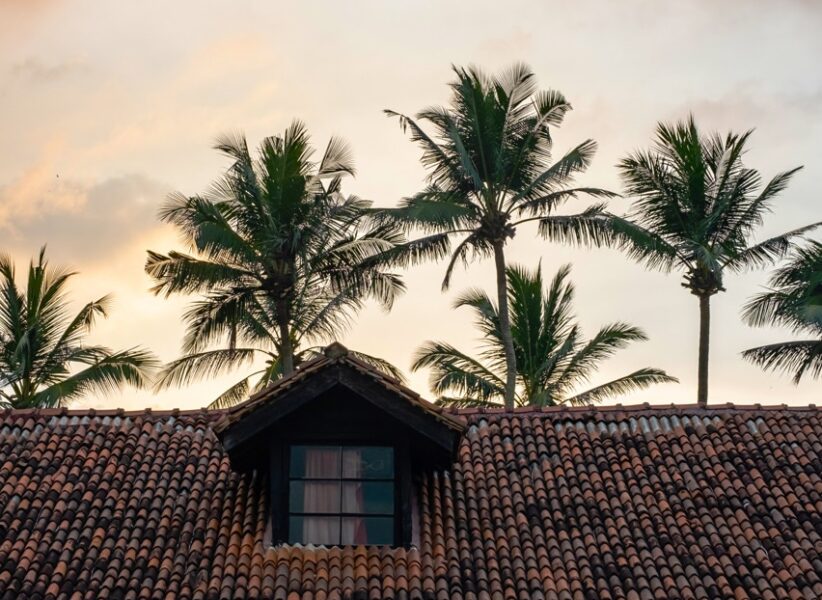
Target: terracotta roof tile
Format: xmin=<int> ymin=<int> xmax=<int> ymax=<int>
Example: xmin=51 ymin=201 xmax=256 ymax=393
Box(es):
xmin=1 ymin=404 xmax=821 ymax=598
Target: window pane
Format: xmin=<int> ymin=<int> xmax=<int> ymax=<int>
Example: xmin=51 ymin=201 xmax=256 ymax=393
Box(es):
xmin=341 ymin=517 xmax=394 ymax=545
xmin=289 ymin=516 xmax=340 ymax=545
xmin=291 ymin=446 xmax=340 ymax=478
xmin=341 ymin=481 xmax=394 ymax=514
xmin=289 ymin=481 xmax=341 ymax=513
xmin=342 ymin=446 xmax=393 ymax=479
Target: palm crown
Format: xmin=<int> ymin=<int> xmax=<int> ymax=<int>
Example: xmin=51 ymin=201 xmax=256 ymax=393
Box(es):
xmin=380 ymin=63 xmax=616 ymax=408
xmin=742 ymin=241 xmax=822 ymax=383
xmin=614 ymin=116 xmax=820 ymax=404
xmin=412 ymin=264 xmax=676 ymax=407
xmin=146 ymin=121 xmax=405 ymax=408
xmin=0 ymin=248 xmax=157 ymax=408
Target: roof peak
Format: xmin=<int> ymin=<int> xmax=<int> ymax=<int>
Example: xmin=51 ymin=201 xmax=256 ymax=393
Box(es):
xmin=323 ymin=341 xmax=349 ymax=359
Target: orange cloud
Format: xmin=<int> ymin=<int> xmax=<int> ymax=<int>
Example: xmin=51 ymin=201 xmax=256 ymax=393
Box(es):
xmin=0 ymin=155 xmax=87 ymax=227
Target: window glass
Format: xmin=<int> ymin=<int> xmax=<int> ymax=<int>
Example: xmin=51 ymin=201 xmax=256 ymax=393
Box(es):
xmin=340 ymin=517 xmax=394 ymax=545
xmin=290 ymin=445 xmax=341 ymax=478
xmin=342 ymin=446 xmax=394 ymax=479
xmin=341 ymin=481 xmax=393 ymax=514
xmin=289 ymin=516 xmax=340 ymax=546
xmin=289 ymin=481 xmax=341 ymax=513
xmin=288 ymin=445 xmax=395 ymax=546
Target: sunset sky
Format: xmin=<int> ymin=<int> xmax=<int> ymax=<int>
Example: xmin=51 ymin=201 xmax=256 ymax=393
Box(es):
xmin=1 ymin=1 xmax=820 ymax=410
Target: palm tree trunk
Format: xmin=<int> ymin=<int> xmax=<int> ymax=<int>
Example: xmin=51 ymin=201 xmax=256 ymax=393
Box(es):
xmin=697 ymin=294 xmax=710 ymax=407
xmin=277 ymin=299 xmax=295 ymax=375
xmin=493 ymin=241 xmax=517 ymax=410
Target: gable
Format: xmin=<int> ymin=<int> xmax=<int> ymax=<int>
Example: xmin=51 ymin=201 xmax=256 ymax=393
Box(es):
xmin=215 ymin=345 xmax=465 ymax=470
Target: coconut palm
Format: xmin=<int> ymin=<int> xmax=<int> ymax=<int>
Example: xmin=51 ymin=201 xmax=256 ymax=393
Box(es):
xmin=154 ymin=276 xmax=403 ymax=409
xmin=613 ymin=116 xmax=820 ymax=406
xmin=742 ymin=241 xmax=822 ymax=382
xmin=412 ymin=264 xmax=676 ymax=407
xmin=378 ymin=63 xmax=617 ymax=409
xmin=0 ymin=248 xmax=156 ymax=409
xmin=146 ymin=121 xmax=405 ymax=408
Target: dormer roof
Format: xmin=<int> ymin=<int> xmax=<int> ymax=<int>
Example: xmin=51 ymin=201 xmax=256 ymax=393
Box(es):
xmin=214 ymin=343 xmax=464 ymax=460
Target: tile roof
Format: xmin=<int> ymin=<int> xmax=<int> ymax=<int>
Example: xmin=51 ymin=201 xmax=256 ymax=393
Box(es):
xmin=1 ymin=403 xmax=821 ymax=600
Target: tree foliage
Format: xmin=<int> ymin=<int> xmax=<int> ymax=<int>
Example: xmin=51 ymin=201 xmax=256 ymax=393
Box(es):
xmin=412 ymin=264 xmax=676 ymax=407
xmin=742 ymin=241 xmax=822 ymax=383
xmin=146 ymin=122 xmax=405 ymax=407
xmin=379 ymin=63 xmax=616 ymax=408
xmin=0 ymin=248 xmax=157 ymax=408
xmin=613 ymin=116 xmax=819 ymax=403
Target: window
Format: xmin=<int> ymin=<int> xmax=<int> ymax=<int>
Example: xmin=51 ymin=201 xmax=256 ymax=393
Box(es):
xmin=288 ymin=445 xmax=395 ymax=545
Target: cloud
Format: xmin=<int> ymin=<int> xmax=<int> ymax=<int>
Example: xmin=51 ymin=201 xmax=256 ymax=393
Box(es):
xmin=0 ymin=1 xmax=63 ymax=47
xmin=0 ymin=156 xmax=87 ymax=224
xmin=0 ymin=171 xmax=170 ymax=264
xmin=9 ymin=57 xmax=88 ymax=83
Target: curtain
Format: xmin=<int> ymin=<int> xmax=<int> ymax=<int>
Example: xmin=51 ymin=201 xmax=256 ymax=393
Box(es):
xmin=301 ymin=447 xmax=340 ymax=544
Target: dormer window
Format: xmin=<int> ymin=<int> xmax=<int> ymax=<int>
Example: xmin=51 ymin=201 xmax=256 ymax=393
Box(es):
xmin=214 ymin=343 xmax=464 ymax=548
xmin=288 ymin=445 xmax=396 ymax=545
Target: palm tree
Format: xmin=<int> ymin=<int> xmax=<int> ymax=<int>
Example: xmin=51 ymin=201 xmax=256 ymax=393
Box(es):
xmin=742 ymin=241 xmax=822 ymax=382
xmin=154 ymin=282 xmax=403 ymax=409
xmin=0 ymin=248 xmax=156 ymax=409
xmin=378 ymin=63 xmax=617 ymax=409
xmin=146 ymin=121 xmax=405 ymax=408
xmin=412 ymin=264 xmax=676 ymax=407
xmin=613 ymin=116 xmax=820 ymax=406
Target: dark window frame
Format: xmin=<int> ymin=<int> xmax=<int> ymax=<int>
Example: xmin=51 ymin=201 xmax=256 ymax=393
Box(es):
xmin=286 ymin=444 xmax=397 ymax=546
xmin=269 ymin=434 xmax=413 ymax=548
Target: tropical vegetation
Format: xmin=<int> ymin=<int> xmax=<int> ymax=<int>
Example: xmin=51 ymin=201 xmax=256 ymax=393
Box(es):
xmin=3 ymin=63 xmax=819 ymax=411
xmin=146 ymin=122 xmax=405 ymax=408
xmin=742 ymin=241 xmax=822 ymax=382
xmin=0 ymin=248 xmax=156 ymax=409
xmin=412 ymin=264 xmax=677 ymax=407
xmin=612 ymin=116 xmax=820 ymax=405
xmin=379 ymin=63 xmax=617 ymax=409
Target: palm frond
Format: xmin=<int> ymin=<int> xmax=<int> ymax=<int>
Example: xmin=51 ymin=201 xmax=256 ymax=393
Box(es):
xmin=564 ymin=368 xmax=678 ymax=406
xmin=31 ymin=347 xmax=157 ymax=408
xmin=742 ymin=340 xmax=822 ymax=384
xmin=511 ymin=139 xmax=601 ymax=203
xmin=555 ymin=322 xmax=649 ymax=392
xmin=208 ymin=376 xmax=254 ymax=410
xmin=146 ymin=251 xmax=257 ymax=297
xmin=154 ymin=348 xmax=261 ymax=390
xmin=348 ymin=350 xmax=407 ymax=383
xmin=412 ymin=341 xmax=505 ymax=403
xmin=609 ymin=216 xmax=681 ymax=272
xmin=724 ymin=222 xmax=822 ymax=272
xmin=534 ymin=203 xmax=616 ymax=247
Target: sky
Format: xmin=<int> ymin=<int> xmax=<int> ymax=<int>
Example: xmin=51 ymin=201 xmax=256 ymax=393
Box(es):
xmin=0 ymin=0 xmax=820 ymax=410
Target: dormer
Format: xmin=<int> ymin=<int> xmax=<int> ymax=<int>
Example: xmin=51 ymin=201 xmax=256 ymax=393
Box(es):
xmin=213 ymin=343 xmax=465 ymax=547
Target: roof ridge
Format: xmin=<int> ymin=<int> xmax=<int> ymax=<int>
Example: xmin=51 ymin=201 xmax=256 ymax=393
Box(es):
xmin=449 ymin=401 xmax=821 ymax=416
xmin=3 ymin=402 xmax=819 ymax=421
xmin=0 ymin=407 xmax=221 ymax=419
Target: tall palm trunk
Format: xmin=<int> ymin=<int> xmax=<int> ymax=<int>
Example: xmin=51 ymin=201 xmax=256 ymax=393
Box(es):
xmin=493 ymin=241 xmax=517 ymax=410
xmin=697 ymin=294 xmax=710 ymax=407
xmin=277 ymin=298 xmax=295 ymax=375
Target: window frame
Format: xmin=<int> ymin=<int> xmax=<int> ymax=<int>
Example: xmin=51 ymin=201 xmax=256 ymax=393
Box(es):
xmin=286 ymin=444 xmax=398 ymax=546
xmin=269 ymin=434 xmax=413 ymax=548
